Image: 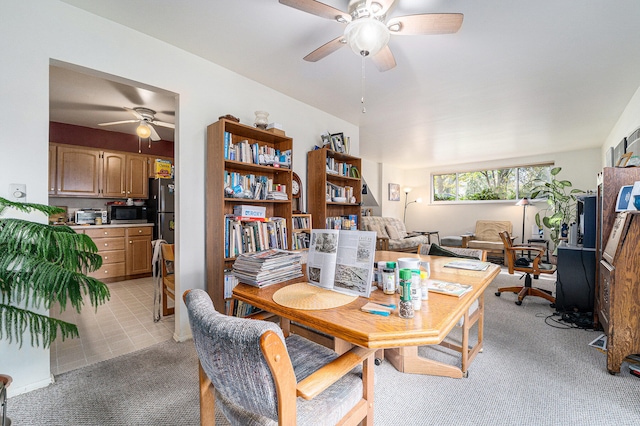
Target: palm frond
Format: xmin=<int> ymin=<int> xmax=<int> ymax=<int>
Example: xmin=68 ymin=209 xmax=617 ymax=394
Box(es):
xmin=0 ymin=303 xmax=79 ymax=348
xmin=0 ymin=197 xmax=110 ymax=348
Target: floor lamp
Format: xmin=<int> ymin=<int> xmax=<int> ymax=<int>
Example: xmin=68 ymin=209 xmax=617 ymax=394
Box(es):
xmin=516 ymin=197 xmax=531 ymax=243
xmin=403 ymin=188 xmax=422 ymax=223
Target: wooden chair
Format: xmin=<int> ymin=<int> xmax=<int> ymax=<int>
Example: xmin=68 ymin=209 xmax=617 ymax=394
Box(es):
xmin=496 ymin=230 xmax=557 ymax=306
xmin=183 ymin=289 xmax=375 ymax=426
xmin=161 ymin=243 xmax=175 ymax=316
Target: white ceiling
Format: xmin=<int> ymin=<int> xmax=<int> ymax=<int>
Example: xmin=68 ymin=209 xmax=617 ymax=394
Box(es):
xmin=55 ymin=0 xmax=640 ymax=168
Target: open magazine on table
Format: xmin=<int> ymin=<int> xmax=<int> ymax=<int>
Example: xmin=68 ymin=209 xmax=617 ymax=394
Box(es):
xmin=306 ymin=229 xmax=377 ymax=297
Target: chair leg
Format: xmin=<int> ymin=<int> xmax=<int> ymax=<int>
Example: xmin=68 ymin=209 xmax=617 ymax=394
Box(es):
xmin=495 ymin=273 xmax=555 ymax=306
xmin=162 ymin=288 xmax=175 ymax=316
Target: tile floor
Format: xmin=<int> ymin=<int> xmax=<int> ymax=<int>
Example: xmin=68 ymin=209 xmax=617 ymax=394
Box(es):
xmin=50 ymin=276 xmax=175 ymax=375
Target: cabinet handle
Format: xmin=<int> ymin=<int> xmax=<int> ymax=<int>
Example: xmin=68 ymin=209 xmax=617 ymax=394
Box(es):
xmin=104 ymin=256 xmax=108 ymax=260
xmin=104 ymin=243 xmax=108 ymax=247
xmin=104 ymin=270 xmax=108 ymax=274
xmin=122 ymin=191 xmax=125 ymax=194
xmin=104 ymin=231 xmax=108 ymax=235
xmin=139 ymin=229 xmax=143 ymax=233
xmin=129 ymin=240 xmax=133 ymax=244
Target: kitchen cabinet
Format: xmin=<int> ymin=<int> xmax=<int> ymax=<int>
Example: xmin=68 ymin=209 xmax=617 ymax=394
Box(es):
xmin=54 ymin=144 xmax=101 ymax=196
xmin=125 ymin=226 xmax=153 ymax=275
xmin=84 ymin=227 xmax=126 ymax=279
xmin=102 ymin=151 xmax=149 ymax=198
xmin=49 ymin=144 xmax=57 ymax=195
xmin=78 ymin=225 xmax=153 ymax=280
xmin=49 ymin=144 xmax=148 ymax=198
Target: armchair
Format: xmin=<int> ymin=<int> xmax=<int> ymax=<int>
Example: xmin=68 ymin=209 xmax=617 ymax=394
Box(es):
xmin=183 ymin=289 xmax=375 ymax=426
xmin=495 ymin=231 xmax=557 ymax=306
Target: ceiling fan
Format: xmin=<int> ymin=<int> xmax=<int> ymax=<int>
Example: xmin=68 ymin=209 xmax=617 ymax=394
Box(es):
xmin=98 ymin=107 xmax=175 ymax=141
xmin=279 ymin=0 xmax=463 ymax=71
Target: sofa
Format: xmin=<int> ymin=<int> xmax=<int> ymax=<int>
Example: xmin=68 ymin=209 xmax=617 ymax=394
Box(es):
xmin=462 ymin=220 xmax=513 ymax=264
xmin=362 ymin=216 xmax=431 ymax=252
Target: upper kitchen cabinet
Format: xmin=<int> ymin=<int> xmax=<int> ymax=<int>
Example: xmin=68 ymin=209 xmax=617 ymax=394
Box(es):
xmin=102 ymin=151 xmax=149 ymax=198
xmin=50 ymin=143 xmax=148 ymax=198
xmin=53 ymin=144 xmax=101 ymax=197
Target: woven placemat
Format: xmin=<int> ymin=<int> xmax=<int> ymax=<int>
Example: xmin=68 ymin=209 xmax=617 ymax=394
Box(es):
xmin=272 ymin=282 xmax=357 ymax=310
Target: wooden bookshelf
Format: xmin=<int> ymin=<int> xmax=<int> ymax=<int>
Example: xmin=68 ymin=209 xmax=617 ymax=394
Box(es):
xmin=292 ymin=213 xmax=312 ymax=250
xmin=307 ymin=148 xmax=362 ymax=230
xmin=206 ymin=118 xmax=293 ymax=314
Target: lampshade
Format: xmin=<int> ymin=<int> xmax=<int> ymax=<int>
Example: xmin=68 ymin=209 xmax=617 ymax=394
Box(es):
xmin=516 ymin=197 xmax=531 ymax=206
xmin=404 ymin=187 xmax=412 ymax=194
xmin=344 ymin=17 xmax=390 ymax=57
xmin=136 ymin=122 xmax=152 ymax=139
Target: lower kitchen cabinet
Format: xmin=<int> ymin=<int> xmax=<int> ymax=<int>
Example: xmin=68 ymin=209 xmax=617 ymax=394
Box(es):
xmin=79 ymin=225 xmax=152 ymax=280
xmin=126 ymin=226 xmax=153 ymax=275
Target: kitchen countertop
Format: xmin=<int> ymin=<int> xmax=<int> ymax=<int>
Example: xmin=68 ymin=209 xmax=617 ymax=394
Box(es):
xmin=66 ymin=223 xmax=154 ymax=230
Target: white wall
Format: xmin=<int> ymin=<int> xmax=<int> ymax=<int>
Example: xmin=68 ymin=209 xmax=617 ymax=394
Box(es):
xmin=602 ymin=85 xmax=640 ymax=162
xmin=0 ymin=0 xmax=358 ymax=396
xmin=378 ymin=148 xmax=602 ymax=242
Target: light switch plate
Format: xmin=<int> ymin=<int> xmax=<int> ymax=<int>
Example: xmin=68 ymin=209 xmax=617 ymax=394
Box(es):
xmin=9 ymin=183 xmax=27 ymax=202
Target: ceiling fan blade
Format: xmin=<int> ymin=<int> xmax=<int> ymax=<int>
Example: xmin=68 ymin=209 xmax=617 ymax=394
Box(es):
xmin=279 ymin=0 xmax=350 ymax=22
xmin=98 ymin=119 xmax=137 ymax=127
xmin=123 ymin=106 xmax=145 ymax=120
xmin=149 ymin=124 xmax=161 ymax=141
xmin=371 ymin=45 xmax=396 ymax=72
xmin=387 ymin=13 xmax=463 ymax=35
xmin=151 ymin=120 xmax=175 ymax=129
xmin=304 ymin=36 xmax=346 ymax=62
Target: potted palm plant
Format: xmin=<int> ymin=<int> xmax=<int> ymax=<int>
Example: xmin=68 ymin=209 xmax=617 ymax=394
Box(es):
xmin=531 ymin=167 xmax=583 ymax=255
xmin=0 ymin=197 xmax=110 ymax=348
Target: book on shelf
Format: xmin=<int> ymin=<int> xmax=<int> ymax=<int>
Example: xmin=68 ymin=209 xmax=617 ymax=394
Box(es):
xmin=427 ymin=280 xmax=473 ymax=297
xmin=232 ymin=249 xmax=303 ymax=288
xmin=443 ymin=260 xmax=491 ymax=271
xmin=225 ymin=215 xmax=288 ymax=258
xmin=224 ymin=131 xmax=291 ymax=168
xmin=306 ymin=229 xmax=376 ymax=298
xmin=325 ymin=215 xmax=358 ymax=230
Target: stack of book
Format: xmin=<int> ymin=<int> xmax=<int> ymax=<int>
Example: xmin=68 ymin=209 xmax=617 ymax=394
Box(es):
xmin=232 ymin=249 xmax=303 ymax=288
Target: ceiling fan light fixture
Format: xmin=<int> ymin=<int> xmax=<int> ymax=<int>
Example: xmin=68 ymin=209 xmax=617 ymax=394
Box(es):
xmin=344 ymin=17 xmax=389 ymax=57
xmin=136 ymin=122 xmax=152 ymax=139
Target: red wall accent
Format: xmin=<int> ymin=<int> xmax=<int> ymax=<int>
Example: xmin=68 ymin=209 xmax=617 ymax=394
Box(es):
xmin=50 ymin=122 xmax=174 ymax=157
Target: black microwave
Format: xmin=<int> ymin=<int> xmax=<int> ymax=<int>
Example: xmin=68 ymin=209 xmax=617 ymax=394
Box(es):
xmin=107 ymin=205 xmax=148 ymax=224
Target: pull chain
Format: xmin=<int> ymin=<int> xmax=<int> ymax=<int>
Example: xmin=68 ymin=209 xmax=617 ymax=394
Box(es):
xmin=361 ymin=54 xmax=367 ymax=114
xmin=138 ymin=136 xmax=142 ymax=153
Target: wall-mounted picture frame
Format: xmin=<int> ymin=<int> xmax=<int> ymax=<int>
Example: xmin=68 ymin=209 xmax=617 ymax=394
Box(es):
xmin=607 ymin=147 xmax=615 ymax=167
xmin=389 ymin=183 xmax=400 ymax=201
xmin=616 ymin=152 xmax=633 ymax=167
xmin=330 ymin=133 xmax=345 ymax=153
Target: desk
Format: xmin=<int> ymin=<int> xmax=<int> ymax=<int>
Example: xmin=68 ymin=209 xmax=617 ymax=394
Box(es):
xmin=233 ymin=252 xmax=500 ymax=379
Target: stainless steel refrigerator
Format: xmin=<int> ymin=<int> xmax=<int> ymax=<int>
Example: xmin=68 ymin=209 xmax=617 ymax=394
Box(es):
xmin=148 ymin=178 xmax=175 ymax=244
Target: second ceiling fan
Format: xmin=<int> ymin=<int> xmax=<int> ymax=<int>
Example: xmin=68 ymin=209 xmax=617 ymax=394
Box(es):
xmin=280 ymin=0 xmax=463 ymax=71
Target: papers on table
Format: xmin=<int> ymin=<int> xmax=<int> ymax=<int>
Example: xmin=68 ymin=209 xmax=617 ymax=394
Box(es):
xmin=443 ymin=260 xmax=491 ymax=271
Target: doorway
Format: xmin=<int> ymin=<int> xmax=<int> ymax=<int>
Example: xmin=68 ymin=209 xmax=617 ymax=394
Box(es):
xmin=48 ymin=61 xmax=178 ymax=373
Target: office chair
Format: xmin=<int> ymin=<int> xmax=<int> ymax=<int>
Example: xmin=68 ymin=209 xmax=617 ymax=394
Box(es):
xmin=495 ymin=231 xmax=556 ymax=306
xmin=183 ymin=289 xmax=375 ymax=426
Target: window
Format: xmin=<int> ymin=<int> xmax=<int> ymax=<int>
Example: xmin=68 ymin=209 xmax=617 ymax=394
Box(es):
xmin=433 ymin=164 xmax=552 ymax=202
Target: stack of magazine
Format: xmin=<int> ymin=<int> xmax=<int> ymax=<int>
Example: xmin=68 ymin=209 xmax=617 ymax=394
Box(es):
xmin=232 ymin=249 xmax=303 ymax=288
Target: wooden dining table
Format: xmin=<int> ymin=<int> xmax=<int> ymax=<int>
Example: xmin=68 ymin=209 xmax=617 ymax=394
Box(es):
xmin=232 ymin=251 xmax=500 ymax=378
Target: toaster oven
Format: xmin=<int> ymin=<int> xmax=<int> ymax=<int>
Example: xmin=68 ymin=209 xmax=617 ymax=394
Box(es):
xmin=75 ymin=209 xmax=108 ymax=225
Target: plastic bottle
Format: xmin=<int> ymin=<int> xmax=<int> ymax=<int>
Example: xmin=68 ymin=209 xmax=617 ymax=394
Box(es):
xmin=387 ymin=261 xmax=399 ymax=293
xmin=398 ymin=269 xmax=414 ymax=318
xmin=420 ymin=270 xmax=429 ymax=300
xmin=411 ymin=269 xmax=421 ymax=310
xmin=382 ymin=265 xmax=396 ymax=295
